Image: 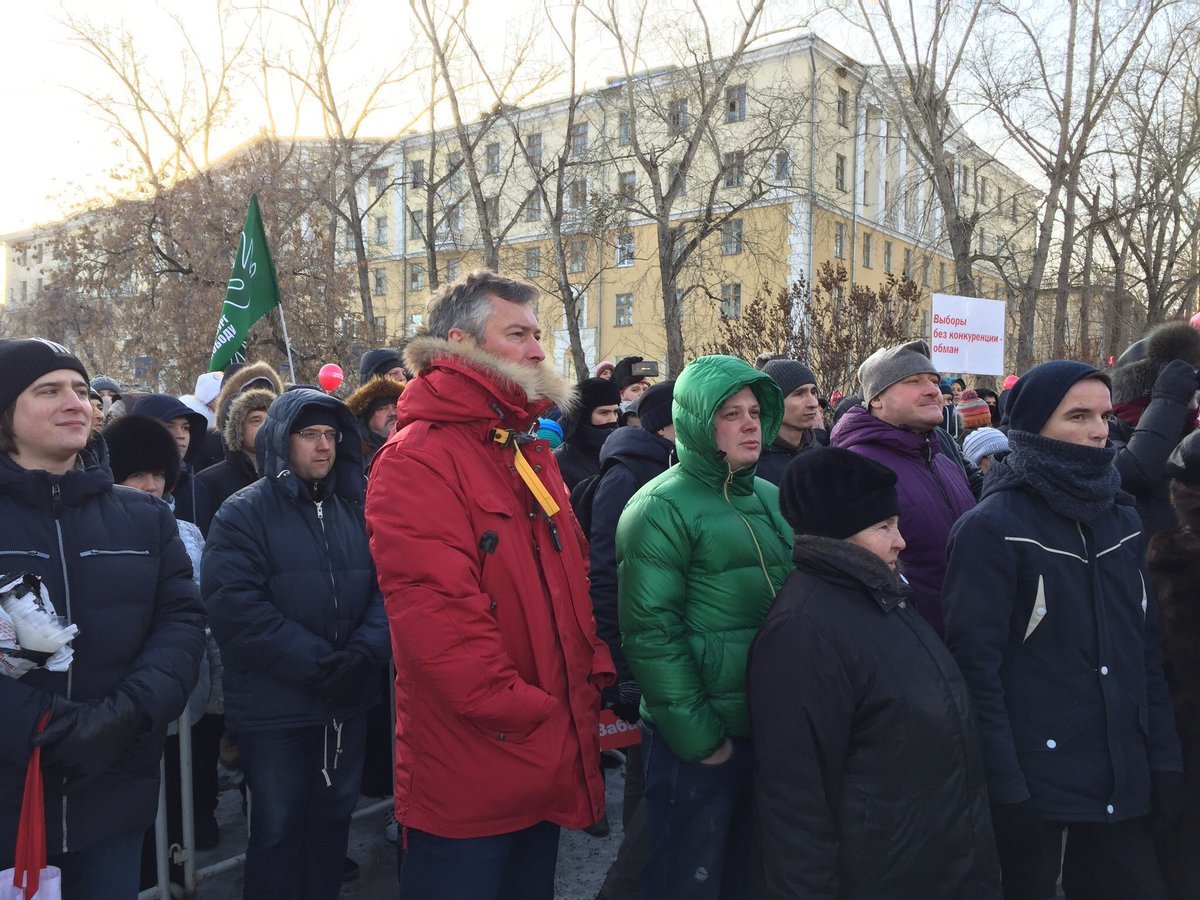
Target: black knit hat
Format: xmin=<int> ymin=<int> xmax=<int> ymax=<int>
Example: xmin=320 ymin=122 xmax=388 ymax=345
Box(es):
xmin=1007 ymin=360 xmax=1111 ymax=434
xmin=633 ymin=379 xmax=675 ymax=434
xmin=761 ymin=359 xmax=816 ymax=397
xmin=0 ymin=339 xmax=90 ymax=415
xmin=103 ymin=415 xmax=182 ymax=493
xmin=290 ymin=404 xmax=341 ymax=434
xmin=359 ymin=348 xmax=403 ymax=383
xmin=574 ymin=378 xmax=622 ymax=420
xmin=779 ymin=447 xmax=899 ymax=540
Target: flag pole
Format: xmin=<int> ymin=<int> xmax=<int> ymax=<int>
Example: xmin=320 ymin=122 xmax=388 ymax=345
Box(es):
xmin=277 ymin=302 xmax=296 ymax=381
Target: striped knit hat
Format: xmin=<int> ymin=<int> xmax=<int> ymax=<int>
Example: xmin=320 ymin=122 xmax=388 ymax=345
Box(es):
xmin=957 ymin=389 xmax=992 ymax=430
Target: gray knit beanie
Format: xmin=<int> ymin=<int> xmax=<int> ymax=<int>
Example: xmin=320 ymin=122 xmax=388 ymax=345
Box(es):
xmin=857 ymin=339 xmax=939 ymax=402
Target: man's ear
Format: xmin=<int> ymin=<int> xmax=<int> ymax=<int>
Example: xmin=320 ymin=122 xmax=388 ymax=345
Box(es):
xmin=868 ymin=395 xmax=882 ymax=410
xmin=447 ymin=327 xmax=470 ymax=346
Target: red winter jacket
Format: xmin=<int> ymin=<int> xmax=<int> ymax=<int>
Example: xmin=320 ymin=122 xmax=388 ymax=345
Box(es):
xmin=365 ymin=337 xmax=614 ymax=839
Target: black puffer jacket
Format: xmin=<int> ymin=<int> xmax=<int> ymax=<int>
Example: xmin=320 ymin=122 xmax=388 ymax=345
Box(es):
xmin=588 ymin=425 xmax=675 ymax=681
xmin=755 ymin=428 xmax=825 ymax=487
xmin=0 ymin=447 xmax=205 ymax=864
xmin=201 ymin=390 xmax=390 ymax=732
xmin=749 ymin=537 xmax=1001 ymax=899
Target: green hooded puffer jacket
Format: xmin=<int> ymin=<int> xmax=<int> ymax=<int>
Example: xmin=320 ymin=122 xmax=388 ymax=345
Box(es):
xmin=617 ymin=355 xmax=793 ymax=761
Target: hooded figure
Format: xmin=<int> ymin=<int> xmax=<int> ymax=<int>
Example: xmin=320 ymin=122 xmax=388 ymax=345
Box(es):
xmin=130 ymin=394 xmax=212 ymax=528
xmin=1109 ymin=322 xmax=1200 ymax=536
xmin=345 ymin=376 xmax=404 ymax=464
xmin=617 ymin=355 xmax=793 ymax=898
xmin=195 ymin=387 xmax=277 ymax=533
xmin=749 ymin=447 xmax=1001 ymax=898
xmin=202 ymin=390 xmax=389 ymax=900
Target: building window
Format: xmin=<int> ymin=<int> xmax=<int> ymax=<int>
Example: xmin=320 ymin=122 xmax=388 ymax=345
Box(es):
xmin=669 ymin=98 xmax=689 ymax=134
xmin=439 ymin=203 xmax=461 ymax=239
xmin=370 ymin=167 xmax=389 ymax=197
xmin=835 ymin=154 xmax=847 ymax=191
xmin=618 ymin=171 xmax=637 ymax=203
xmin=775 ymin=149 xmax=791 ymax=183
xmin=527 ymin=132 xmax=543 ymax=167
xmin=883 ymin=241 xmax=893 ymax=274
xmin=962 ymin=165 xmax=972 ymax=196
xmin=862 ymin=233 xmax=873 ymax=268
xmin=903 ymin=248 xmax=913 ymax=276
xmin=669 ymin=162 xmax=687 ymax=197
xmin=939 ymin=261 xmax=947 ymax=290
xmin=568 ymin=239 xmax=586 ymax=273
xmin=834 ymin=223 xmax=846 ymax=259
xmin=374 ymin=215 xmax=388 ymax=245
xmin=525 ymin=247 xmax=541 ymax=279
xmin=720 ymin=283 xmax=742 ymax=318
xmin=373 ymin=268 xmax=388 ymax=296
xmin=837 ymin=87 xmax=849 ymax=127
xmin=409 ymin=208 xmax=425 ymax=239
xmin=921 ymin=256 xmax=931 ymax=286
xmin=980 ymin=176 xmax=989 ymax=204
xmin=722 ymin=151 xmax=745 ymax=188
xmin=446 ymin=258 xmax=460 ymax=280
xmin=486 ymin=143 xmax=500 ymax=175
xmin=615 ymin=293 xmax=634 ymax=327
xmin=568 ymin=178 xmax=588 ymax=210
xmin=616 ymin=231 xmax=635 ymax=267
xmin=410 ymin=159 xmax=425 ymax=188
xmin=524 ymin=190 xmax=542 ymax=222
xmin=569 ymin=122 xmax=589 ymax=158
xmin=995 ymin=234 xmax=1003 ymax=256
xmin=619 ymin=111 xmax=632 ymax=146
xmin=409 ymin=265 xmax=424 ymax=291
xmin=483 ymin=196 xmax=500 ymax=227
xmin=726 ymin=84 xmax=747 ymax=122
xmin=343 ymin=225 xmax=355 ymax=250
xmin=448 ymin=152 xmax=463 ymax=190
xmin=721 ymin=219 xmax=744 ymax=255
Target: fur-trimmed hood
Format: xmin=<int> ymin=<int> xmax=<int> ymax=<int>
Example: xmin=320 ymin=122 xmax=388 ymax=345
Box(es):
xmin=1111 ymin=322 xmax=1200 ymax=406
xmin=346 ymin=376 xmax=404 ymax=423
xmin=214 ymin=361 xmax=285 ymax=427
xmin=222 ymin=388 xmax=277 ymax=455
xmin=403 ymin=335 xmax=576 ymax=416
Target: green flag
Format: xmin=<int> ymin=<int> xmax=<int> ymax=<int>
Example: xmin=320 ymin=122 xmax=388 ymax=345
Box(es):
xmin=209 ymin=194 xmax=281 ymax=372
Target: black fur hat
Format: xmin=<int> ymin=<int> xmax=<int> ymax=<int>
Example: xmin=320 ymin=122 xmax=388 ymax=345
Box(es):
xmin=103 ymin=415 xmax=182 ymax=493
xmin=1111 ymin=322 xmax=1200 ymax=405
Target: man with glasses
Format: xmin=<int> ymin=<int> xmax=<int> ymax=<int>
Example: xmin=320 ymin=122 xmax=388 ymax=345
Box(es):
xmin=203 ymin=389 xmax=389 ymax=900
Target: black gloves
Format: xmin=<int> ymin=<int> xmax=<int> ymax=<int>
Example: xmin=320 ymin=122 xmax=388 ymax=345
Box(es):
xmin=610 ymin=680 xmax=642 ymax=725
xmin=1152 ymin=359 xmax=1200 ymax=402
xmin=35 ymin=692 xmax=149 ymax=788
xmin=990 ymin=798 xmax=1042 ymax=862
xmin=1148 ymin=770 xmax=1186 ymax=831
xmin=315 ymin=648 xmax=374 ymax=706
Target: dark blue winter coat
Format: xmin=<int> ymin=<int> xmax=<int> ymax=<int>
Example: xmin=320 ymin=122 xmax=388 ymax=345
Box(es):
xmin=0 ymin=447 xmax=205 ymax=863
xmin=943 ymin=460 xmax=1183 ymax=823
xmin=588 ymin=425 xmax=675 ymax=681
xmin=201 ymin=390 xmax=390 ymax=732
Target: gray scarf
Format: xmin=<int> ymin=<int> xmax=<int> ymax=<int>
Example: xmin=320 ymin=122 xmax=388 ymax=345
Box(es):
xmin=1004 ymin=430 xmax=1120 ymax=522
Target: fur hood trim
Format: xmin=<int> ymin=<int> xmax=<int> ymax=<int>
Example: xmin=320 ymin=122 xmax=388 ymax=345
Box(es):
xmin=346 ymin=376 xmax=404 ymax=421
xmin=215 ymin=361 xmax=285 ymax=424
xmin=222 ymin=387 xmax=277 ymax=454
xmin=1112 ymin=322 xmax=1200 ymax=405
xmin=404 ymin=334 xmax=576 ymax=414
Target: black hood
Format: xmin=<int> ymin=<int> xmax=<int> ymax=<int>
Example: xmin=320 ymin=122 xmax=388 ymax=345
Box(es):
xmin=598 ymin=423 xmax=676 ymax=468
xmin=254 ymin=389 xmax=364 ymax=502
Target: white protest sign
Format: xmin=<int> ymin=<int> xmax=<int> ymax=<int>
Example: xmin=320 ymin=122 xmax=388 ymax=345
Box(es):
xmin=929 ymin=294 xmax=1006 ymax=376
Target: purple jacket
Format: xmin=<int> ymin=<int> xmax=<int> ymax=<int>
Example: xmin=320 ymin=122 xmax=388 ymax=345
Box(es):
xmin=830 ymin=405 xmax=975 ymax=634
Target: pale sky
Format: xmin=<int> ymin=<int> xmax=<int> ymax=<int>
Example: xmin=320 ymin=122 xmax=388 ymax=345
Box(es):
xmin=4 ymin=0 xmax=1003 ymax=238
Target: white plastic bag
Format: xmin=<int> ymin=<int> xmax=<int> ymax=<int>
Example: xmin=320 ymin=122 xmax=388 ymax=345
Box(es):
xmin=0 ymin=574 xmax=77 ymax=680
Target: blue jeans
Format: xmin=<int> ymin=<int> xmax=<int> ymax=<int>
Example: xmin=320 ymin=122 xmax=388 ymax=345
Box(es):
xmin=398 ymin=821 xmax=560 ymax=900
xmin=47 ymin=829 xmax=143 ymax=900
xmin=640 ymin=724 xmax=759 ymax=900
xmin=238 ymin=716 xmax=366 ymax=900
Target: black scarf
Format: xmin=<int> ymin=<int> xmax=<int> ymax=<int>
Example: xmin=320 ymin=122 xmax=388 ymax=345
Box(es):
xmin=570 ymin=421 xmax=618 ymax=456
xmin=1004 ymin=430 xmax=1120 ymax=522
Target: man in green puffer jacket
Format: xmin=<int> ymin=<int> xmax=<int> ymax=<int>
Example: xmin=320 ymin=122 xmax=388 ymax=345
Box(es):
xmin=617 ymin=354 xmax=793 ymax=899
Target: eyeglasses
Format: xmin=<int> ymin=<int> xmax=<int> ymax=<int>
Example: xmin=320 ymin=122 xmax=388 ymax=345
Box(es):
xmin=295 ymin=429 xmax=342 ymax=444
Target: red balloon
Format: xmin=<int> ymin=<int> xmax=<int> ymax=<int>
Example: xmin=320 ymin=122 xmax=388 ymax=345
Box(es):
xmin=318 ymin=363 xmax=344 ymax=393
xmin=1191 ymin=311 xmax=1200 ymax=331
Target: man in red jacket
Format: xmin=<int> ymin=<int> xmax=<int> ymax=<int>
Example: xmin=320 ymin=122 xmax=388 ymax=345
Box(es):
xmin=365 ymin=271 xmax=614 ymax=900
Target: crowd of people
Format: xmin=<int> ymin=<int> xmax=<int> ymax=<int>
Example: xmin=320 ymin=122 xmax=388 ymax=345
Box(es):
xmin=1 ymin=268 xmax=1199 ymax=900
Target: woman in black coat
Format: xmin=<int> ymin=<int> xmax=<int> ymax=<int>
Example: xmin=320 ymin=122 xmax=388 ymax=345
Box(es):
xmin=748 ymin=448 xmax=1000 ymax=899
